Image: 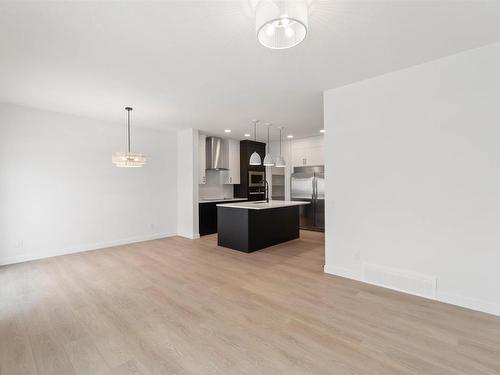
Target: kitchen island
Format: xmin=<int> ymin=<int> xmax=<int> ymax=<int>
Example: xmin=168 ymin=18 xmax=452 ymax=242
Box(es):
xmin=216 ymin=200 xmax=309 ymax=252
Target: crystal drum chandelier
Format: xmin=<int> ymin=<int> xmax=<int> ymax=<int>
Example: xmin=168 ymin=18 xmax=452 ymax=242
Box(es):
xmin=112 ymin=107 xmax=146 ymax=168
xmin=256 ymin=0 xmax=308 ymax=50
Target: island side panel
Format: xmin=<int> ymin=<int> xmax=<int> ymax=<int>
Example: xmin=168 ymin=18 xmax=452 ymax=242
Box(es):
xmin=217 ymin=206 xmax=250 ymax=252
xmin=248 ymin=206 xmax=300 ymax=252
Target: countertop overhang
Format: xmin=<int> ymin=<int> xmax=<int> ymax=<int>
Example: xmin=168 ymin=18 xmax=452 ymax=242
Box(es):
xmin=217 ymin=200 xmax=310 ymax=210
xmin=199 ymin=198 xmax=248 ymax=204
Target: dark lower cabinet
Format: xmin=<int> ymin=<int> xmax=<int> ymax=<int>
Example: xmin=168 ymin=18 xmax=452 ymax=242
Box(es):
xmin=199 ymin=202 xmax=218 ymax=236
xmin=199 ymin=200 xmax=247 ymax=236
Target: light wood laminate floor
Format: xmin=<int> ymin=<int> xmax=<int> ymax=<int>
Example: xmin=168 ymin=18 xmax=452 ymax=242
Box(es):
xmin=1 ymin=231 xmax=499 ymax=375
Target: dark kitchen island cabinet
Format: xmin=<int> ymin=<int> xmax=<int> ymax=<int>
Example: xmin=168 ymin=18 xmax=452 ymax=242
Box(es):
xmin=216 ymin=200 xmax=309 ymax=253
xmin=198 ymin=199 xmax=248 ymax=236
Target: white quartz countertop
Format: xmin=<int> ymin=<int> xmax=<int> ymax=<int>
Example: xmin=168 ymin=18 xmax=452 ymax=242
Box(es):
xmin=199 ymin=198 xmax=248 ymax=204
xmin=216 ymin=200 xmax=310 ymax=210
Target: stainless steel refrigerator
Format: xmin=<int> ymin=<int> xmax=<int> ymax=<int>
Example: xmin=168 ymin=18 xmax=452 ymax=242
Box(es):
xmin=291 ymin=166 xmax=324 ymax=232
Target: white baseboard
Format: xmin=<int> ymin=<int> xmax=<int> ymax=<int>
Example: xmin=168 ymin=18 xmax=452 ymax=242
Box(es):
xmin=0 ymin=232 xmax=177 ymax=266
xmin=323 ymin=264 xmax=362 ymax=280
xmin=438 ymin=292 xmax=500 ymax=317
xmin=324 ymin=263 xmax=500 ymax=317
xmin=177 ymin=232 xmax=200 ymax=240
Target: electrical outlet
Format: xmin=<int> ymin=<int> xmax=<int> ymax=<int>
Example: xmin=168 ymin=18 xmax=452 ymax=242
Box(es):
xmin=16 ymin=240 xmax=24 ymax=249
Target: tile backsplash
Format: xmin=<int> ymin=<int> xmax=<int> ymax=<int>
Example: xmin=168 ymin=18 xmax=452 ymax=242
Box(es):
xmin=199 ymin=170 xmax=234 ymax=200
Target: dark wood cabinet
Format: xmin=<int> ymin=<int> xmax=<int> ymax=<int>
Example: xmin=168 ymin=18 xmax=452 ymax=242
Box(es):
xmin=234 ymin=140 xmax=266 ymax=199
xmin=199 ymin=202 xmax=218 ymax=236
xmin=199 ymin=199 xmax=249 ymax=236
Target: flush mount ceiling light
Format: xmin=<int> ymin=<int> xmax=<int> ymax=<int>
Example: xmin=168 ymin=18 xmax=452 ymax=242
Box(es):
xmin=275 ymin=126 xmax=286 ymax=168
xmin=263 ymin=123 xmax=275 ymax=166
xmin=112 ymin=107 xmax=146 ymax=168
xmin=249 ymin=119 xmax=262 ymax=165
xmin=225 ymin=129 xmax=232 ymax=133
xmin=287 ymin=134 xmax=294 ymax=138
xmin=256 ymin=0 xmax=308 ymax=50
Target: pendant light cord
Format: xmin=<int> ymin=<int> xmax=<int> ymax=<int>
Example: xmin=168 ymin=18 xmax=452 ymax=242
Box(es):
xmin=126 ymin=107 xmax=133 ymax=153
xmin=267 ymin=125 xmax=270 ymax=153
xmin=127 ymin=109 xmax=131 ymax=153
xmin=279 ymin=128 xmax=282 ymax=155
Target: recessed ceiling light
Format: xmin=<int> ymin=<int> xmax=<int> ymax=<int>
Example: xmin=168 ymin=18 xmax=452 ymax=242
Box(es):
xmin=224 ymin=129 xmax=231 ymax=133
xmin=244 ymin=133 xmax=251 ymax=137
xmin=320 ymin=129 xmax=325 ymax=133
xmin=287 ymin=134 xmax=294 ymax=139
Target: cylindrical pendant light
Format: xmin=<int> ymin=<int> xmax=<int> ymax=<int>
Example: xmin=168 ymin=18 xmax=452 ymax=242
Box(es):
xmin=112 ymin=107 xmax=146 ymax=168
xmin=275 ymin=126 xmax=286 ymax=168
xmin=249 ymin=119 xmax=262 ymax=165
xmin=263 ymin=123 xmax=275 ymax=166
xmin=256 ymin=0 xmax=308 ymax=50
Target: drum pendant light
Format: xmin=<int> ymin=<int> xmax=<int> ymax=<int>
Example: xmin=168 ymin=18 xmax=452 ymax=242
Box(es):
xmin=249 ymin=119 xmax=262 ymax=165
xmin=256 ymin=0 xmax=308 ymax=50
xmin=263 ymin=123 xmax=275 ymax=167
xmin=112 ymin=107 xmax=146 ymax=168
xmin=275 ymin=126 xmax=286 ymax=168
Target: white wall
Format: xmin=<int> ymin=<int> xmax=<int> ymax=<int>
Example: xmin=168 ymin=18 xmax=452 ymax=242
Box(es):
xmin=177 ymin=128 xmax=199 ymax=239
xmin=324 ymin=43 xmax=500 ymax=316
xmin=0 ymin=102 xmax=177 ymax=265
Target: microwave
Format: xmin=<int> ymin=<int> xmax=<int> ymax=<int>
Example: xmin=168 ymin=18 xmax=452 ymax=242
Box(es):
xmin=248 ymin=171 xmax=265 ymax=187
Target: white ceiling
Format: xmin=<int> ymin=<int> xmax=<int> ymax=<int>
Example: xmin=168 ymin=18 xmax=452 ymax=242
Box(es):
xmin=1 ymin=0 xmax=500 ymax=140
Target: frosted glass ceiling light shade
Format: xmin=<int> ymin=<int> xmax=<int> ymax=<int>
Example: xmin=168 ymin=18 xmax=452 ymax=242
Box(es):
xmin=250 ymin=152 xmax=262 ymax=165
xmin=249 ymin=119 xmax=262 ymax=165
xmin=275 ymin=155 xmax=286 ymax=168
xmin=112 ymin=107 xmax=146 ymax=168
xmin=256 ymin=0 xmax=308 ymax=50
xmin=263 ymin=153 xmax=275 ymax=166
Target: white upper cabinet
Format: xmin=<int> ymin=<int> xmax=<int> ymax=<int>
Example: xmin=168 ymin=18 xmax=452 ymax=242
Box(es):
xmin=223 ymin=139 xmax=240 ymax=184
xmin=291 ymin=136 xmax=324 ymax=167
xmin=198 ymin=133 xmax=206 ymax=184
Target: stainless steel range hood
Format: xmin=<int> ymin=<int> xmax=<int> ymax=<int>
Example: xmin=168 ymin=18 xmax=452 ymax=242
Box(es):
xmin=206 ymin=136 xmax=228 ymax=170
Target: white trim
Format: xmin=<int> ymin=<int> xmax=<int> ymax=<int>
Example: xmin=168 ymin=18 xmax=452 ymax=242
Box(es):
xmin=177 ymin=232 xmax=200 ymax=240
xmin=0 ymin=233 xmax=176 ymax=266
xmin=323 ymin=264 xmax=362 ymax=280
xmin=438 ymin=292 xmax=500 ymax=317
xmin=324 ymin=263 xmax=500 ymax=317
xmin=362 ymin=262 xmax=437 ymax=299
